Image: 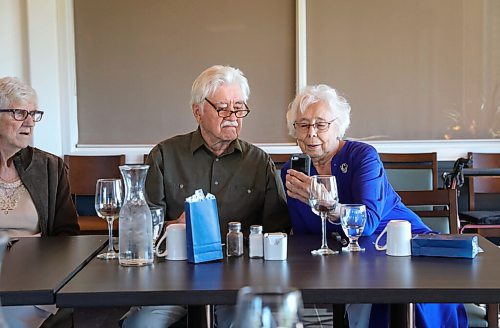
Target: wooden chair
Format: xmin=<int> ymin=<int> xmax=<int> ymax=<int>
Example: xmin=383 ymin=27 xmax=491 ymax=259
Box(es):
xmin=460 ymin=152 xmax=500 ymax=236
xmin=379 ymin=152 xmax=447 ymax=232
xmin=396 ymin=189 xmax=459 ymax=234
xmin=64 ymin=155 xmax=125 ymax=234
xmin=379 ymin=152 xmax=438 ymax=191
xmin=270 ymin=154 xmax=292 ymax=170
xmin=457 ymin=153 xmax=500 ymax=328
xmin=399 ymin=188 xmax=498 ymax=327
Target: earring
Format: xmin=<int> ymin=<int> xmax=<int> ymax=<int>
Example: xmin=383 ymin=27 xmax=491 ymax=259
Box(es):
xmin=336 ymin=136 xmax=341 ymax=140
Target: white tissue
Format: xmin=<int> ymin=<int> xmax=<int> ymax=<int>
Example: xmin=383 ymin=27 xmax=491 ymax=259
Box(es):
xmin=186 ymin=189 xmax=215 ymax=203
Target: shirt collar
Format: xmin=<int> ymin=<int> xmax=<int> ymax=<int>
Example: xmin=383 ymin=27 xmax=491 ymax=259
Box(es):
xmin=190 ymin=127 xmax=242 ymax=156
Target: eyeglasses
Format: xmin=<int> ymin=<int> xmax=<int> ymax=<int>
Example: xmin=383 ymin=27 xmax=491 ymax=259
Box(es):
xmin=0 ymin=109 xmax=44 ymax=122
xmin=204 ymin=98 xmax=250 ymax=118
xmin=293 ymin=119 xmax=336 ymax=133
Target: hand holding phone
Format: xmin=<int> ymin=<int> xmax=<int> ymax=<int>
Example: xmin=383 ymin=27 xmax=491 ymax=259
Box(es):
xmin=290 ymin=153 xmax=311 ymax=176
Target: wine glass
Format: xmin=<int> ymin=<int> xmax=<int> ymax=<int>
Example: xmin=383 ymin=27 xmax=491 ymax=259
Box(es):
xmin=309 ymin=175 xmax=339 ymax=255
xmin=340 ymin=204 xmax=367 ymax=252
xmin=150 ymin=206 xmax=165 ymax=254
xmin=234 ymin=286 xmax=304 ymax=328
xmin=95 ymin=178 xmax=123 ymax=260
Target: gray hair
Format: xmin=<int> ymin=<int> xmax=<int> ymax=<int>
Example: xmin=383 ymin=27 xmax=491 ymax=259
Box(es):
xmin=286 ymin=84 xmax=351 ymax=138
xmin=0 ymin=77 xmax=38 ymax=108
xmin=190 ymin=65 xmax=250 ymax=112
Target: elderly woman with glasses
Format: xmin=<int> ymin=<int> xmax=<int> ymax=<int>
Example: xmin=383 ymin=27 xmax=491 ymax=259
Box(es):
xmin=0 ymin=77 xmax=79 ymax=327
xmin=281 ymin=84 xmax=467 ymax=327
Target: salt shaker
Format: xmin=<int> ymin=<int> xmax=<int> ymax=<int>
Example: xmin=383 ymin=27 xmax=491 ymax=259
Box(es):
xmin=227 ymin=222 xmax=243 ymax=257
xmin=249 ymin=225 xmax=264 ymax=258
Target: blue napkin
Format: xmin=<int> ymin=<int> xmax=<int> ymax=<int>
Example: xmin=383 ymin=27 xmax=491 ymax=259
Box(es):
xmin=411 ymin=234 xmax=480 ymax=258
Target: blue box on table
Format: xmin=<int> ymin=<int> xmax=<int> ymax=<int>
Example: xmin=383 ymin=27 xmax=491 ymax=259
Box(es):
xmin=411 ymin=234 xmax=479 ymax=259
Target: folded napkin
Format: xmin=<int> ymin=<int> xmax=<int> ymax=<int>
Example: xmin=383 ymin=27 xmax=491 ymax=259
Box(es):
xmin=411 ymin=234 xmax=480 ymax=259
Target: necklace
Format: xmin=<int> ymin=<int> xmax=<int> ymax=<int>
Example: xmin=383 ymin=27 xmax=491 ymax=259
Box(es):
xmin=0 ymin=174 xmax=20 ymax=184
xmin=0 ymin=179 xmax=26 ymax=214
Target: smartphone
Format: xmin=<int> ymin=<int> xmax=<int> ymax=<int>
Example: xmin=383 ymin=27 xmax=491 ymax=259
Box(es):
xmin=290 ymin=153 xmax=311 ymax=175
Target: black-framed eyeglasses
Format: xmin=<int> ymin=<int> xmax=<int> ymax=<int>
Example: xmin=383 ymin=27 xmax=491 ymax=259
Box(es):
xmin=0 ymin=109 xmax=44 ymax=122
xmin=204 ymin=98 xmax=250 ymax=118
xmin=293 ymin=119 xmax=336 ymax=133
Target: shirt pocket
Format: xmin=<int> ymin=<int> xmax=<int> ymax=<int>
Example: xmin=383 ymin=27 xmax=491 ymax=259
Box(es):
xmin=165 ymin=181 xmax=196 ymax=214
xmin=225 ymin=185 xmax=264 ymax=214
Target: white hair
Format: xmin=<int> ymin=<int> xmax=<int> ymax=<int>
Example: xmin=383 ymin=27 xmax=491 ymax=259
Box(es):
xmin=286 ymin=84 xmax=351 ymax=138
xmin=190 ymin=65 xmax=250 ymax=112
xmin=0 ymin=77 xmax=38 ymax=108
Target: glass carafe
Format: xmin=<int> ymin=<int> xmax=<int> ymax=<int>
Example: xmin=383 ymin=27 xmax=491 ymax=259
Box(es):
xmin=118 ymin=165 xmax=154 ymax=266
xmin=0 ymin=232 xmax=10 ymax=327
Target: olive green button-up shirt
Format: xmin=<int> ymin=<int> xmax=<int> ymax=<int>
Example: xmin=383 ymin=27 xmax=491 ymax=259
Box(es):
xmin=145 ymin=129 xmax=290 ymax=237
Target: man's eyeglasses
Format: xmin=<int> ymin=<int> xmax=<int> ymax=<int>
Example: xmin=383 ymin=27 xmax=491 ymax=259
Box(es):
xmin=293 ymin=120 xmax=336 ymax=133
xmin=204 ymin=98 xmax=250 ymax=118
xmin=0 ymin=109 xmax=44 ymax=122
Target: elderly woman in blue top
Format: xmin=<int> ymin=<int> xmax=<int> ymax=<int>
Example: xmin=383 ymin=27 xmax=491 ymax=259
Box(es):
xmin=281 ymin=84 xmax=467 ymax=328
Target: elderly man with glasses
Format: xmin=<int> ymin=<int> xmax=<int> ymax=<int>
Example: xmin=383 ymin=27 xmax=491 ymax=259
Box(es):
xmin=121 ymin=65 xmax=290 ymax=328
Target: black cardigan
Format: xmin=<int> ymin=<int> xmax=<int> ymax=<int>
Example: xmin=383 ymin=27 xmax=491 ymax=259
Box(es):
xmin=13 ymin=146 xmax=79 ymax=236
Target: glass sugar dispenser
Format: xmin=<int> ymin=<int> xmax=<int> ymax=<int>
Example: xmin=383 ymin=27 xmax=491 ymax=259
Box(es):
xmin=249 ymin=225 xmax=264 ymax=258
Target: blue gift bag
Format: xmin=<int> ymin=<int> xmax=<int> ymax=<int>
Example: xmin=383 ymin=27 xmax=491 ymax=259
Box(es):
xmin=185 ymin=195 xmax=223 ymax=264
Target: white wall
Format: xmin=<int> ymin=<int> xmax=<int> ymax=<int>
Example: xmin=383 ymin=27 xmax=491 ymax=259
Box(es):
xmin=1 ymin=0 xmax=499 ymax=162
xmin=0 ymin=0 xmax=28 ymax=79
xmin=1 ymin=0 xmax=65 ymax=156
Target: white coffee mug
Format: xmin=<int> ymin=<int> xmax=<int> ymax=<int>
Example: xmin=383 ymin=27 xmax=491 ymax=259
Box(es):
xmin=156 ymin=223 xmax=187 ymax=260
xmin=374 ymin=220 xmax=412 ymax=256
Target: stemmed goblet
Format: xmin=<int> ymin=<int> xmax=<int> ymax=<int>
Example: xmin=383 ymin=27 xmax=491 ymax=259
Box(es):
xmin=234 ymin=286 xmax=304 ymax=328
xmin=340 ymin=204 xmax=367 ymax=252
xmin=309 ymin=175 xmax=339 ymax=255
xmin=150 ymin=206 xmax=165 ymax=254
xmin=95 ymin=178 xmax=123 ymax=259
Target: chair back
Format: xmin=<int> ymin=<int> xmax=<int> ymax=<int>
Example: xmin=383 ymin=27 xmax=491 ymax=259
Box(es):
xmin=467 ymin=152 xmax=500 ymax=211
xmin=270 ymin=154 xmax=292 ymax=170
xmin=63 ymin=155 xmax=125 ymax=234
xmin=64 ymin=155 xmax=125 ymax=196
xmin=397 ymin=189 xmax=459 ymax=234
xmin=380 ymin=152 xmax=438 ymax=191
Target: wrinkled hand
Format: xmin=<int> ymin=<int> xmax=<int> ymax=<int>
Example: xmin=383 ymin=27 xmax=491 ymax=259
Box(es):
xmin=327 ymin=206 xmax=341 ymax=224
xmin=285 ymin=169 xmax=312 ymax=204
xmin=177 ymin=212 xmax=186 ymax=224
xmin=167 ymin=212 xmax=186 ymax=226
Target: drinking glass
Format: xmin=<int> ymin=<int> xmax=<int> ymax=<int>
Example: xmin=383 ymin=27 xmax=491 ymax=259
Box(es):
xmin=234 ymin=286 xmax=304 ymax=328
xmin=95 ymin=178 xmax=123 ymax=259
xmin=150 ymin=206 xmax=165 ymax=254
xmin=340 ymin=204 xmax=367 ymax=252
xmin=309 ymin=175 xmax=339 ymax=255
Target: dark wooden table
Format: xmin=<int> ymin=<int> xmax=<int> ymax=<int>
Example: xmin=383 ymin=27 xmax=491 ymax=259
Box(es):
xmin=0 ymin=235 xmax=107 ymax=305
xmin=56 ymin=235 xmax=500 ymax=307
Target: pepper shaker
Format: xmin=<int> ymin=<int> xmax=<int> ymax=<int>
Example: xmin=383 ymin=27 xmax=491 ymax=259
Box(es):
xmin=227 ymin=222 xmax=243 ymax=257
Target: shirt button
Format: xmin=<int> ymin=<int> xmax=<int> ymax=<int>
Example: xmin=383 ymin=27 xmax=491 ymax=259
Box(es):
xmin=214 ymin=181 xmax=219 ymax=185
xmin=179 ymin=184 xmax=184 ymax=188
xmin=247 ymin=189 xmax=252 ymax=194
xmin=215 ymin=158 xmax=220 ymax=162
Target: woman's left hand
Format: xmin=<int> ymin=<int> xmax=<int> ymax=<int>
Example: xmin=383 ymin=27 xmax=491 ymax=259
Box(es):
xmin=285 ymin=169 xmax=312 ymax=204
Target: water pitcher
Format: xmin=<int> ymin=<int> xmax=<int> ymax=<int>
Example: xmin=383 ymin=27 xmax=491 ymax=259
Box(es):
xmin=119 ymin=165 xmax=154 ymax=266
